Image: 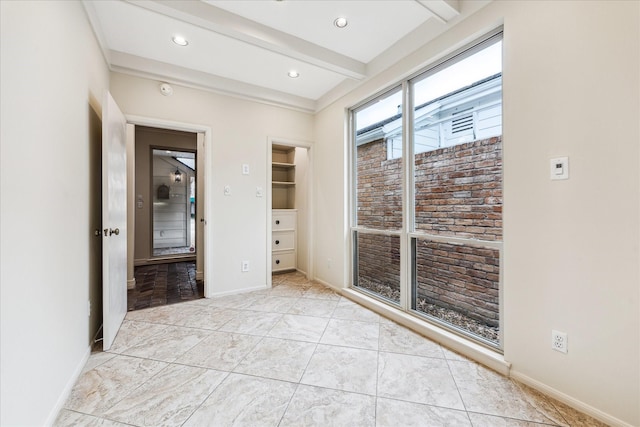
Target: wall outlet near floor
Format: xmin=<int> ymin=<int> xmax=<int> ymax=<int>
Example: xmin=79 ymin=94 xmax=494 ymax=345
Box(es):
xmin=241 ymin=260 xmax=250 ymax=272
xmin=552 ymin=330 xmax=568 ymax=353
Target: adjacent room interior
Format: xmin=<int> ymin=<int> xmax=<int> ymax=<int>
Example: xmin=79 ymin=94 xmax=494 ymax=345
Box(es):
xmin=129 ymin=126 xmax=204 ymax=311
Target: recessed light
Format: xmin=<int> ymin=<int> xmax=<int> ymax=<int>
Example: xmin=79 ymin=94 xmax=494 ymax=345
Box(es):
xmin=288 ymin=70 xmax=300 ymax=78
xmin=172 ymin=35 xmax=188 ymax=46
xmin=333 ymin=17 xmax=348 ymax=28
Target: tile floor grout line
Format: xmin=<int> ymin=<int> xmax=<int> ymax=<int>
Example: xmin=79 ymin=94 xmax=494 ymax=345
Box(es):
xmin=230 ymin=333 xmax=269 ymax=373
xmin=276 ymin=382 xmax=302 ymax=427
xmin=294 ymin=381 xmax=379 ymax=399
xmin=93 ymin=355 xmax=173 ymax=422
xmin=443 ymin=355 xmax=472 ymax=418
xmin=178 ymin=370 xmax=232 ymax=427
xmin=374 ymin=327 xmax=381 ymax=425
xmin=511 ymin=380 xmax=572 ymax=427
xmin=466 ymin=410 xmax=565 ymax=427
xmin=297 ymin=325 xmax=326 ymax=386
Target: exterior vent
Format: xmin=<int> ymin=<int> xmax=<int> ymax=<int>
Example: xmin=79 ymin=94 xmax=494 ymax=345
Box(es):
xmin=451 ymin=109 xmax=474 ymax=134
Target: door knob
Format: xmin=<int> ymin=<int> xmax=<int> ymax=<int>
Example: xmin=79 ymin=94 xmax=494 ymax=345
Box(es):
xmin=94 ymin=229 xmax=102 ymax=237
xmin=109 ymin=228 xmax=120 ymax=236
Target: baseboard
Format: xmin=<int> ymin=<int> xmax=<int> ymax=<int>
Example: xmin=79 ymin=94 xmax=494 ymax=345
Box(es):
xmin=510 ymin=371 xmax=634 ymax=427
xmin=208 ymin=284 xmax=268 ymax=298
xmin=134 ymin=255 xmax=196 ymax=266
xmin=127 ymin=278 xmax=136 ymax=290
xmin=44 ymin=345 xmax=91 ymax=426
xmin=312 ymin=277 xmax=342 ymax=292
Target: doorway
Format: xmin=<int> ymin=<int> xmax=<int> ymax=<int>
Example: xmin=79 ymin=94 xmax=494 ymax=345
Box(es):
xmin=134 ymin=126 xmax=198 ymax=265
xmin=267 ymin=138 xmax=313 ymax=287
xmin=130 ymin=125 xmax=205 ymax=310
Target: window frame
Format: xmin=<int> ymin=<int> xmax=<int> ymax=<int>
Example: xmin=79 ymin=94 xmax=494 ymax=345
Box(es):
xmin=349 ymin=29 xmax=504 ymax=351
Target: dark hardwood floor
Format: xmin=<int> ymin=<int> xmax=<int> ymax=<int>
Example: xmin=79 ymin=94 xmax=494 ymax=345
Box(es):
xmin=128 ymin=261 xmax=204 ymax=311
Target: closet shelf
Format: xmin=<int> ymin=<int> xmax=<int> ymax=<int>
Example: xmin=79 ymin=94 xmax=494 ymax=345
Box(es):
xmin=272 ymin=162 xmax=295 ymax=168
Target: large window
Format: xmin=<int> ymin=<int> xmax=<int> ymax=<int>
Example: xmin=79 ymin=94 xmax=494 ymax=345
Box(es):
xmin=352 ymin=87 xmax=403 ymax=305
xmin=351 ymin=32 xmax=503 ymax=348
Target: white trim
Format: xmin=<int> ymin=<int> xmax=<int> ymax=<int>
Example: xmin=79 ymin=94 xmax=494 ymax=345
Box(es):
xmin=509 ymin=371 xmax=634 ymax=427
xmin=44 ymin=346 xmax=91 ymax=426
xmin=125 ymin=115 xmax=213 ymax=298
xmin=209 ymin=285 xmax=268 ymax=298
xmin=310 ymin=277 xmax=343 ymax=294
xmin=266 ymin=137 xmax=315 ymax=287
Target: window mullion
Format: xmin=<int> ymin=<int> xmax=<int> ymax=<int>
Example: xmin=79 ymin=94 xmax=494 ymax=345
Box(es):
xmin=400 ymin=81 xmax=414 ymax=311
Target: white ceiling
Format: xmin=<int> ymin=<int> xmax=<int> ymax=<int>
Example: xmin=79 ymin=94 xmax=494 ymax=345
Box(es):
xmin=84 ymin=0 xmax=490 ymax=112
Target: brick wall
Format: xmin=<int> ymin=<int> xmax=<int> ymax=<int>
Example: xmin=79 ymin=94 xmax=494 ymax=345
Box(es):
xmin=415 ymin=137 xmax=502 ymax=240
xmin=356 ymin=233 xmax=401 ymax=302
xmin=355 ymin=136 xmax=502 ymax=325
xmin=356 ymin=140 xmax=402 ymax=230
xmin=416 ymin=240 xmax=499 ymax=326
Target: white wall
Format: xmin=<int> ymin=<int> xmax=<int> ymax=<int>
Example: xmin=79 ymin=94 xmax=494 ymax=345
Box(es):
xmin=313 ymin=1 xmax=639 ymax=425
xmin=0 ymin=1 xmax=110 ymax=425
xmin=110 ymin=73 xmax=314 ymax=294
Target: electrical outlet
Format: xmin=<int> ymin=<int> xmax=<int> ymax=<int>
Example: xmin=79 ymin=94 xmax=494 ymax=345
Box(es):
xmin=242 ymin=260 xmax=250 ymax=272
xmin=552 ymin=330 xmax=568 ymax=353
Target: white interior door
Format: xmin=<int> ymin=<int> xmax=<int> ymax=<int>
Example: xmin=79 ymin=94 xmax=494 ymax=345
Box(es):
xmin=102 ymin=91 xmax=128 ymax=350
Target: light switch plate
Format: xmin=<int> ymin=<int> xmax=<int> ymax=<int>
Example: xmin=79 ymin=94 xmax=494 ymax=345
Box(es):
xmin=550 ymin=157 xmax=569 ymax=180
xmin=242 ymin=164 xmax=250 ymax=175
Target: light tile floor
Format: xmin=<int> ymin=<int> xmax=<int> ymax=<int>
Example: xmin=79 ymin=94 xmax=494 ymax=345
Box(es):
xmin=56 ymin=272 xmax=607 ymax=427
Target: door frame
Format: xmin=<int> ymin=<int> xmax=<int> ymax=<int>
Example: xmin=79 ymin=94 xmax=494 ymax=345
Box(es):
xmin=266 ymin=137 xmax=314 ymax=287
xmin=127 ymin=115 xmax=213 ymax=297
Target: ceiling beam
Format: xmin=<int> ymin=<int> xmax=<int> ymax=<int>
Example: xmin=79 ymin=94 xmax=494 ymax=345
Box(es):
xmin=126 ymin=0 xmax=367 ymax=80
xmin=416 ymin=0 xmax=460 ymax=24
xmin=109 ymin=50 xmax=317 ymax=113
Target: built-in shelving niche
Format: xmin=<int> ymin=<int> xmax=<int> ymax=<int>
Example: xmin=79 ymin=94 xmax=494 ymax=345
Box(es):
xmin=272 ymin=144 xmax=296 ymax=209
